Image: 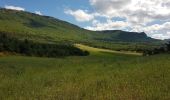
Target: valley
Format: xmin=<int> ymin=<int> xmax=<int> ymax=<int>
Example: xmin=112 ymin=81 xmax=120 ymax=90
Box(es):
xmin=0 ymin=8 xmax=169 ymax=100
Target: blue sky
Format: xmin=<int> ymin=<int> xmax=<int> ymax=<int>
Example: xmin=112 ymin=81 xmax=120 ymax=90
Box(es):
xmin=0 ymin=0 xmax=170 ymax=39
xmin=0 ymin=0 xmax=91 ymax=27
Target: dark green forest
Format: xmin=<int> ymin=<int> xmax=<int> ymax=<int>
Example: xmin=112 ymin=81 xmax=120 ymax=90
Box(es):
xmin=143 ymin=42 xmax=170 ymax=56
xmin=0 ymin=32 xmax=89 ymax=57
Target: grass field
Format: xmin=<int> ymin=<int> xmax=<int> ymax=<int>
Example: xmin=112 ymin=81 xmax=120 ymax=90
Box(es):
xmin=75 ymin=44 xmax=142 ymax=56
xmin=0 ymin=46 xmax=170 ymax=100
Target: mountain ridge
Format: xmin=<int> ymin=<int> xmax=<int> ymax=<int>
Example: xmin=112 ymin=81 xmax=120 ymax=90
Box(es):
xmin=0 ymin=8 xmax=162 ymax=51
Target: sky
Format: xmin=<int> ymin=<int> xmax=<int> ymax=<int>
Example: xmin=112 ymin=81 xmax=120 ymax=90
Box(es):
xmin=0 ymin=0 xmax=170 ymax=40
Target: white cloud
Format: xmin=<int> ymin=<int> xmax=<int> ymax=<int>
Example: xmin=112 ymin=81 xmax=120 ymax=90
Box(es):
xmin=64 ymin=9 xmax=94 ymax=22
xmin=152 ymin=34 xmax=169 ymax=40
xmin=144 ymin=22 xmax=170 ymax=32
xmin=131 ymin=22 xmax=170 ymax=39
xmin=5 ymin=5 xmax=25 ymax=11
xmin=90 ymin=0 xmax=131 ymax=18
xmin=35 ymin=11 xmax=43 ymax=15
xmin=85 ymin=19 xmax=128 ymax=30
xmin=167 ymin=32 xmax=170 ymax=35
xmin=65 ymin=0 xmax=170 ymax=39
xmin=89 ymin=0 xmax=170 ymax=24
xmin=89 ymin=0 xmax=170 ymax=39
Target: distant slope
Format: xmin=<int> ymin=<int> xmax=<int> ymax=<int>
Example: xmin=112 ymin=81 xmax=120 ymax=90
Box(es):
xmin=0 ymin=8 xmax=162 ymax=50
xmin=97 ymin=30 xmax=154 ymax=42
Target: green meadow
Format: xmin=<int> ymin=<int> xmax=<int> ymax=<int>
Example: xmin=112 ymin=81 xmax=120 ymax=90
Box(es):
xmin=0 ymin=8 xmax=169 ymax=100
xmin=0 ymin=46 xmax=169 ymax=100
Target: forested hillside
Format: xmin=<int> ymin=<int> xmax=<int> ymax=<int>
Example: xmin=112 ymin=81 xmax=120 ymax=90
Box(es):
xmin=0 ymin=8 xmax=162 ymax=51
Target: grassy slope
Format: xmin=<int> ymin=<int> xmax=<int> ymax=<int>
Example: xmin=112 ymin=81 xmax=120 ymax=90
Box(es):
xmin=0 ymin=9 xmax=92 ymax=43
xmin=0 ymin=8 xmax=162 ymax=50
xmin=0 ymin=48 xmax=169 ymax=100
xmin=75 ymin=44 xmax=142 ymax=55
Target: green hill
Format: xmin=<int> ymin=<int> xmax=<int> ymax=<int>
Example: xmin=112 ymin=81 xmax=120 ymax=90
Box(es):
xmin=0 ymin=8 xmax=169 ymax=100
xmin=98 ymin=30 xmax=153 ymax=42
xmin=0 ymin=8 xmax=162 ymax=51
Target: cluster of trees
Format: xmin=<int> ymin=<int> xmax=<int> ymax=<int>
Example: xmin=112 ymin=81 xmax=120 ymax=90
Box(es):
xmin=0 ymin=32 xmax=89 ymax=57
xmin=143 ymin=42 xmax=170 ymax=56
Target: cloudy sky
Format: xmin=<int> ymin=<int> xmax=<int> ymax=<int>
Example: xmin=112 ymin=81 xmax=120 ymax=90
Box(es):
xmin=0 ymin=0 xmax=170 ymax=39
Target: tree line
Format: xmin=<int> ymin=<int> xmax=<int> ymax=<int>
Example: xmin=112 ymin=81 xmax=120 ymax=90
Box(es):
xmin=143 ymin=42 xmax=170 ymax=56
xmin=0 ymin=32 xmax=89 ymax=57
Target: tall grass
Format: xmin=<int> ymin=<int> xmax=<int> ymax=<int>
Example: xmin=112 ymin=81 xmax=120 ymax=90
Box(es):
xmin=0 ymin=52 xmax=169 ymax=100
